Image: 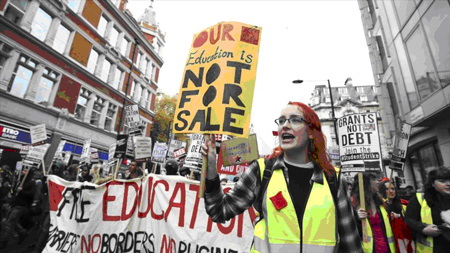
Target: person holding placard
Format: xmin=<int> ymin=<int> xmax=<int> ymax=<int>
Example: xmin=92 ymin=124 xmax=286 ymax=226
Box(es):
xmin=352 ymin=173 xmax=397 ymax=253
xmin=202 ymin=101 xmax=362 ymax=252
xmin=125 ymin=160 xmax=143 ymax=179
xmin=404 ymin=166 xmax=450 ymax=253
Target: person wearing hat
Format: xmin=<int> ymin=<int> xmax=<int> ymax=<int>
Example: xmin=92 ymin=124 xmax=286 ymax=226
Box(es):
xmin=165 ymin=160 xmax=179 ymax=176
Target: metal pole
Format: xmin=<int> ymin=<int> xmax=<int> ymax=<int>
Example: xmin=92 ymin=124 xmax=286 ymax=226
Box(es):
xmin=117 ymin=40 xmax=140 ymax=139
xmin=327 ymin=79 xmax=339 ymax=145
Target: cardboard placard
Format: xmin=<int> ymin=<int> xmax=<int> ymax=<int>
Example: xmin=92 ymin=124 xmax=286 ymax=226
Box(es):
xmin=389 ymin=122 xmax=412 ymax=171
xmin=220 ymin=134 xmax=259 ymax=166
xmin=30 ymin=124 xmax=47 ymax=145
xmin=134 ymin=137 xmax=152 ymax=160
xmin=338 ymin=112 xmax=383 ymax=172
xmin=173 ymin=22 xmax=262 ymax=138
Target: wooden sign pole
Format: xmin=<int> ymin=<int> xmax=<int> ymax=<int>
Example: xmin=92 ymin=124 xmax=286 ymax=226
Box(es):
xmin=199 ymin=135 xmax=210 ymax=198
xmin=358 ymin=172 xmax=368 ymax=243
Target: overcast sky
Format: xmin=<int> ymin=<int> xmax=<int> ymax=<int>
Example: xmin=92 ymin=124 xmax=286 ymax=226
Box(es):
xmin=127 ymin=0 xmax=375 ymax=153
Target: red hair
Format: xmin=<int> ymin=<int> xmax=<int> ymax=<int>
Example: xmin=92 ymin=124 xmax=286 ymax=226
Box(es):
xmin=268 ymin=101 xmax=335 ymax=176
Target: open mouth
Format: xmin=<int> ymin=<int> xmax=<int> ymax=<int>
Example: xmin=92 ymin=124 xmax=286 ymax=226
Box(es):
xmin=281 ymin=133 xmax=295 ymax=142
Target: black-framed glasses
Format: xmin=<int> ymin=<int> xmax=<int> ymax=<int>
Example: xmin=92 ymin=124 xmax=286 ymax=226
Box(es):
xmin=274 ymin=116 xmax=307 ymax=126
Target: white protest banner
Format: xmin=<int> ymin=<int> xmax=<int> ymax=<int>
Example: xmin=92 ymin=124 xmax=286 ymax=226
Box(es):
xmin=338 ymin=112 xmax=383 ymax=172
xmin=80 ymin=139 xmax=91 ymax=164
xmin=151 ymin=142 xmax=168 ymax=164
xmin=389 ymin=122 xmax=412 ymax=171
xmin=167 ymin=139 xmax=187 ymax=158
xmin=134 ymin=137 xmax=152 ymax=160
xmin=44 ymin=175 xmax=256 ymax=253
xmin=30 ymin=123 xmax=47 ymax=145
xmin=125 ymin=104 xmax=141 ymax=130
xmin=184 ymin=134 xmax=204 ymax=170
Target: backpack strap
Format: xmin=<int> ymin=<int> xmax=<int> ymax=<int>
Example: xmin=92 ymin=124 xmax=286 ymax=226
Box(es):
xmin=254 ymin=158 xmax=274 ymax=217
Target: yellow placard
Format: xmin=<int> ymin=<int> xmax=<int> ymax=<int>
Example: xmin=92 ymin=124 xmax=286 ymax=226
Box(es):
xmin=173 ymin=21 xmax=262 ymax=138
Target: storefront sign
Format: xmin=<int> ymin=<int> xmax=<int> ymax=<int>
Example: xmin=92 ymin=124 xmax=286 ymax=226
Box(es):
xmin=0 ymin=124 xmax=31 ymax=143
xmin=338 ymin=112 xmax=383 ymax=172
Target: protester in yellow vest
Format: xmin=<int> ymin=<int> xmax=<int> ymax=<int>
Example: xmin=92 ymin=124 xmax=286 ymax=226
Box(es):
xmin=404 ymin=166 xmax=450 ymax=253
xmin=352 ymin=173 xmax=397 ymax=253
xmin=202 ymin=102 xmax=363 ymax=252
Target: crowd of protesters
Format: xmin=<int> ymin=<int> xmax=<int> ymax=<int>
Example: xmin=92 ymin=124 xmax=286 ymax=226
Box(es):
xmin=1 ymin=143 xmax=450 ymax=252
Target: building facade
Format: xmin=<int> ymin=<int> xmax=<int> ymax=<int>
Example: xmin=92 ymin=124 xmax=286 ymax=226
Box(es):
xmin=0 ymin=0 xmax=165 ymax=168
xmin=358 ymin=0 xmax=450 ymax=191
xmin=309 ymin=79 xmax=391 ymax=171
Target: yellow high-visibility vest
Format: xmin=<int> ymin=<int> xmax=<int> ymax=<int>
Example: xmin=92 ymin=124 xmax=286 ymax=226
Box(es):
xmin=361 ymin=205 xmax=396 ymax=253
xmin=416 ymin=193 xmax=433 ymax=253
xmin=251 ymin=158 xmax=337 ymax=253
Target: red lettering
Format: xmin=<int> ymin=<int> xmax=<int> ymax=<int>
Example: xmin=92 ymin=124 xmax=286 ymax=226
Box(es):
xmin=103 ymin=181 xmax=122 ymax=221
xmin=81 ymin=235 xmax=89 ymax=253
xmin=165 ymin=182 xmax=186 ymax=227
xmin=151 ymin=179 xmax=169 ymax=220
xmin=189 ymin=184 xmax=200 ymax=229
xmin=138 ymin=177 xmax=153 ymax=218
xmin=160 ymin=234 xmax=176 ymax=253
xmin=222 ymin=24 xmax=234 ymax=41
xmin=121 ymin=182 xmax=139 ymax=220
xmin=209 ymin=24 xmax=221 ymax=45
xmin=91 ymin=234 xmax=101 ymax=253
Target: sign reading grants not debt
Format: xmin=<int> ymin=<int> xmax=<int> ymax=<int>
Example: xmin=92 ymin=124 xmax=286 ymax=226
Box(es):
xmin=338 ymin=112 xmax=383 ymax=172
xmin=173 ymin=22 xmax=262 ymax=138
xmin=44 ymin=175 xmax=256 ymax=253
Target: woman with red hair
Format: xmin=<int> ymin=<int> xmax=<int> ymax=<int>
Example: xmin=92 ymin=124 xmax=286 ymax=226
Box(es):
xmin=203 ymin=101 xmax=362 ymax=252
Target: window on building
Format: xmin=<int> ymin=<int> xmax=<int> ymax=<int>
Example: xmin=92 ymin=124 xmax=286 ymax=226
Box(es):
xmin=4 ymin=0 xmax=28 ymax=24
xmin=129 ymin=80 xmax=136 ymax=98
xmin=151 ymin=64 xmax=157 ymax=82
xmin=90 ymin=96 xmax=104 ymax=127
xmin=341 ymin=95 xmax=349 ymax=101
xmin=325 ymin=97 xmax=331 ymax=103
xmin=323 ymin=88 xmax=329 ymax=95
xmin=112 ymin=67 xmax=123 ymax=90
xmin=372 ymin=86 xmax=379 ymax=94
xmin=312 ymin=97 xmax=320 ymax=105
xmin=145 ymin=91 xmax=151 ymax=109
xmin=30 ymin=8 xmax=52 ymax=41
xmin=134 ymin=84 xmax=142 ymax=102
xmin=393 ymin=0 xmax=416 ymax=27
xmin=0 ymin=43 xmax=13 ymax=76
xmin=395 ymin=36 xmax=419 ymax=108
xmin=356 ymin=87 xmax=365 ymax=93
xmin=104 ymin=103 xmax=117 ymax=131
xmin=146 ymin=62 xmax=154 ymax=79
xmin=86 ymin=49 xmax=99 ymax=74
xmin=75 ymin=88 xmax=91 ymax=121
xmin=97 ymin=15 xmax=108 ymax=37
xmin=406 ymin=26 xmax=439 ymax=101
xmin=8 ymin=56 xmax=38 ymax=98
xmin=143 ymin=58 xmax=149 ymax=76
xmin=375 ymin=36 xmax=388 ymax=71
xmin=136 ymin=52 xmax=142 ymax=67
xmin=67 ymin=0 xmax=81 ymax=12
xmin=422 ymin=0 xmax=450 ymax=88
xmin=54 ymin=24 xmax=71 ymax=54
xmin=140 ymin=88 xmax=148 ymax=107
xmin=367 ymin=0 xmax=377 ymax=25
xmin=338 ymin=88 xmax=348 ymax=94
xmin=36 ymin=67 xmax=58 ymax=104
xmin=120 ymin=37 xmax=129 ymax=57
xmin=360 ymin=95 xmax=368 ymax=102
xmin=409 ymin=142 xmax=443 ymax=191
xmin=109 ymin=26 xmax=120 ymax=48
xmin=100 ymin=59 xmax=111 ymax=83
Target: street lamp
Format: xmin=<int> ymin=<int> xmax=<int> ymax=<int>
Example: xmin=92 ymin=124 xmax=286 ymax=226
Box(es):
xmin=292 ymin=79 xmax=339 ymax=145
